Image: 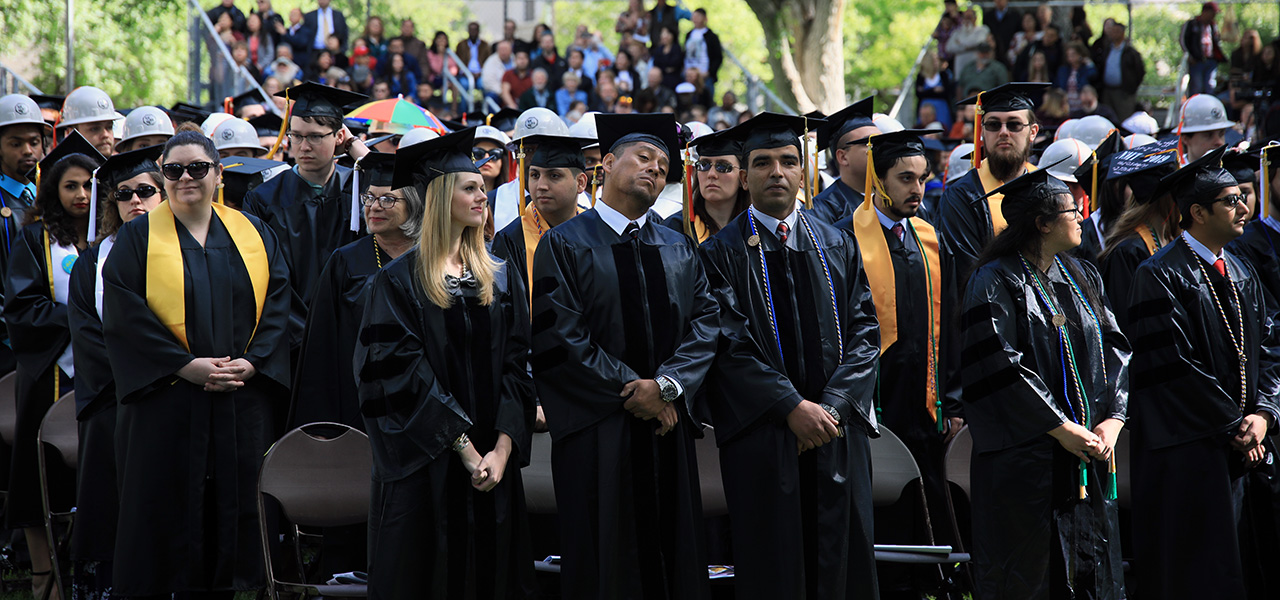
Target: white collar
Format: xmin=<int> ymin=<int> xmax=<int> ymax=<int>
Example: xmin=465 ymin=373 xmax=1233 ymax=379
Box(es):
xmin=750 ymin=205 xmax=800 ymax=249
xmin=1182 ymin=230 xmax=1224 ymax=266
xmin=595 ymin=198 xmax=648 ymax=236
xmin=874 ymin=206 xmax=905 ymax=231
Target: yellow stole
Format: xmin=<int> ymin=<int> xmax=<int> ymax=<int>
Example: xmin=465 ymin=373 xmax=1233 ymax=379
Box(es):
xmin=850 ymin=196 xmax=945 ymax=422
xmin=146 ymin=201 xmax=269 ymax=352
xmin=690 ymin=216 xmax=711 ymax=244
xmin=976 ymin=159 xmax=1038 ymax=236
xmin=1136 ymin=226 xmax=1160 ymax=256
xmin=520 ymin=206 xmax=583 ymax=303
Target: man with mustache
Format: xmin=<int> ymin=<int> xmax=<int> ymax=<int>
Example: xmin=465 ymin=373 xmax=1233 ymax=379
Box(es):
xmin=937 ymin=82 xmax=1049 ymax=286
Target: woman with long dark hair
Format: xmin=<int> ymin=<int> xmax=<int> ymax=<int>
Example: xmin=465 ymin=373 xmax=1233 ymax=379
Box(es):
xmin=68 ymin=144 xmax=166 ymax=599
xmin=3 ymin=131 xmax=101 ymax=600
xmin=384 ymin=52 xmax=419 ymax=98
xmin=102 ymin=130 xmax=291 ymax=597
xmin=355 ymin=128 xmax=534 ymax=598
xmin=662 ymin=130 xmax=747 ymax=243
xmin=960 ymin=168 xmax=1128 ymax=599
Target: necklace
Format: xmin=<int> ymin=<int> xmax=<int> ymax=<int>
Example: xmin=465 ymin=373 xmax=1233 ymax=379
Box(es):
xmin=373 ymin=237 xmax=385 ymax=269
xmin=1145 ymin=224 xmax=1163 ymax=251
xmin=746 ymin=212 xmax=842 ymax=362
xmin=1183 ymin=238 xmax=1248 ymax=412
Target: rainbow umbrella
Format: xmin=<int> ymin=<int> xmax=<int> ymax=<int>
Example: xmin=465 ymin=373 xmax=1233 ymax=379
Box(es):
xmin=346 ymin=96 xmax=447 ymax=133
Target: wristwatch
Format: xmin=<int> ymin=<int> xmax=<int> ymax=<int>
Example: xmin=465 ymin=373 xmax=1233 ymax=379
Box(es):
xmin=819 ymin=403 xmax=842 ymax=425
xmin=656 ymin=375 xmax=680 ymax=403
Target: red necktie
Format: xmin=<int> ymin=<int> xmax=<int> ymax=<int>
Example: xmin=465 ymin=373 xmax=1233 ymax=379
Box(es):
xmin=891 ymin=223 xmax=905 ymax=242
xmin=1213 ymin=258 xmax=1226 ymax=278
xmin=776 ymin=222 xmax=790 ymax=244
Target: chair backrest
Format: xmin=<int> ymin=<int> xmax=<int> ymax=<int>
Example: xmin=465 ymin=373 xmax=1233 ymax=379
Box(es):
xmin=870 ymin=426 xmax=922 ymax=507
xmin=524 ymin=432 xmax=556 ymax=514
xmin=0 ymin=372 xmax=17 ymax=446
xmin=38 ymin=393 xmax=79 ymax=470
xmin=257 ymin=423 xmax=371 ymax=528
xmin=943 ymin=425 xmax=972 ymax=502
xmin=696 ymin=428 xmax=727 ymax=517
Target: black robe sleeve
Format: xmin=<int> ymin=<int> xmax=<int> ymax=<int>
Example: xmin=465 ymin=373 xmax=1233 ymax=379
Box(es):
xmin=936 ymin=170 xmax=987 ymax=289
xmin=495 ymin=264 xmax=536 ymax=465
xmin=1099 ymin=235 xmax=1150 ymax=331
xmin=68 ymin=243 xmax=111 ymax=419
xmin=818 ymin=231 xmax=882 ymax=432
xmin=3 ymin=225 xmax=70 ymax=380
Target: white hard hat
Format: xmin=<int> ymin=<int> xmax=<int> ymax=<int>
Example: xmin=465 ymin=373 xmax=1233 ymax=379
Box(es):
xmin=474 ymin=125 xmax=512 ymax=147
xmin=946 ymin=143 xmax=975 ymax=183
xmin=1179 ymin=94 xmax=1233 ymax=133
xmin=58 ymin=86 xmax=124 ymax=128
xmin=1073 ymin=115 xmax=1114 ymax=150
xmin=684 ymin=121 xmax=713 ymax=140
xmin=200 ymin=113 xmax=236 ymax=137
xmin=399 ymin=127 xmax=441 ymax=148
xmin=1038 ymin=139 xmax=1092 ymax=183
xmin=1054 ymin=118 xmax=1079 ymax=142
xmin=514 ymin=107 xmax=569 ymax=140
xmin=569 ymin=112 xmax=600 ymax=148
xmin=1123 ymin=133 xmax=1159 ymax=149
xmin=873 ymin=113 xmax=905 ymax=133
xmin=1121 ymin=111 xmax=1159 ymax=136
xmin=0 ymin=94 xmax=51 ymax=132
xmin=116 ymin=106 xmax=175 ymax=150
xmin=212 ymin=118 xmax=267 ymax=154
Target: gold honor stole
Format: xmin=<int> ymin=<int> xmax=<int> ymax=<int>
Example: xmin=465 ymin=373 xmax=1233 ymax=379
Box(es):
xmin=146 ymin=201 xmax=269 ymax=352
xmin=1136 ymin=226 xmax=1159 ymax=256
xmin=690 ymin=216 xmax=711 ymax=244
xmin=976 ymin=159 xmax=1038 ymax=236
xmin=520 ymin=206 xmax=584 ymax=304
xmin=851 ymin=199 xmax=945 ymax=422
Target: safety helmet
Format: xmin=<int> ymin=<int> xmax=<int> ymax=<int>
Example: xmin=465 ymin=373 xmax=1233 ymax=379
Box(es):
xmin=399 ymin=127 xmax=441 ymax=148
xmin=474 ymin=125 xmax=512 ymax=147
xmin=1123 ymin=133 xmax=1159 ymax=149
xmin=116 ymin=106 xmax=175 ymax=151
xmin=684 ymin=120 xmax=713 ymax=140
xmin=212 ymin=118 xmax=267 ymax=155
xmin=200 ymin=113 xmax=236 ymax=137
xmin=1039 ymin=139 xmax=1092 ymax=183
xmin=513 ymin=107 xmax=569 ymax=140
xmin=1054 ymin=118 xmax=1079 ymax=142
xmin=1121 ymin=111 xmax=1159 ymax=136
xmin=946 ymin=143 xmax=975 ymax=183
xmin=58 ymin=86 xmax=124 ymax=128
xmin=873 ymin=113 xmax=905 ymax=133
xmin=570 ymin=112 xmax=601 ymax=148
xmin=0 ymin=94 xmax=52 ymax=132
xmin=1178 ymin=94 xmax=1233 ymax=134
xmin=1072 ymin=115 xmax=1114 ymax=150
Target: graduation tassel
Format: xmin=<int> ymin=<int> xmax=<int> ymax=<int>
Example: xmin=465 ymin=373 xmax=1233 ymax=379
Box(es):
xmin=216 ymin=183 xmax=224 ymax=205
xmin=683 ymin=140 xmax=695 ymax=241
xmin=866 ymin=140 xmax=891 ymax=208
xmin=971 ymin=92 xmax=985 ymax=170
xmin=517 ymin=139 xmax=527 ymax=217
xmin=811 ymin=136 xmax=820 ymax=197
xmin=1080 ymin=461 xmax=1088 ymax=500
xmin=350 ymin=165 xmax=361 ymax=232
xmin=1108 ymin=455 xmax=1118 ymax=501
xmin=590 ymin=167 xmax=599 ymax=208
xmin=1262 ymin=142 xmax=1276 ymax=221
xmin=223 ymin=96 xmax=234 ymax=115
xmin=802 ymin=116 xmax=813 ymax=210
xmin=87 ymin=167 xmax=100 ymax=243
xmin=1088 ymin=150 xmax=1099 ymax=216
xmin=266 ymin=89 xmax=291 ymax=161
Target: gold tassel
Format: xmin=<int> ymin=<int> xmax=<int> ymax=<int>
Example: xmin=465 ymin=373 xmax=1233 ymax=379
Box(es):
xmin=972 ymin=92 xmax=985 ymax=170
xmin=217 ymin=183 xmax=224 ymax=205
xmin=517 ymin=139 xmax=527 ymax=217
xmin=803 ymin=116 xmax=813 ymax=210
xmin=1089 ymin=151 xmax=1099 ymax=213
xmin=266 ymin=89 xmax=291 ymax=161
xmin=811 ymin=138 xmax=819 ymax=197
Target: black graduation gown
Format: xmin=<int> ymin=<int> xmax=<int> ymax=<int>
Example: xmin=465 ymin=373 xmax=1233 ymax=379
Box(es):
xmin=354 ymin=250 xmax=535 ymax=599
xmin=936 ymin=169 xmax=990 ymax=290
xmin=529 ymin=209 xmax=718 ymax=600
xmin=103 ymin=209 xmax=291 ymax=595
xmin=1098 ymin=234 xmax=1154 ymax=333
xmin=806 ymin=178 xmax=862 ymax=225
xmin=0 ymin=182 xmax=35 ymax=377
xmin=67 ymin=241 xmax=119 ymax=564
xmin=1227 ymin=220 xmax=1280 ymax=314
xmin=960 ymin=255 xmax=1128 ymax=600
xmin=1074 ymin=214 xmax=1105 ymax=267
xmin=242 ymin=165 xmax=356 ymax=347
xmin=699 ymin=212 xmax=881 ymax=600
xmin=491 ymin=217 xmax=532 ymax=298
xmin=1127 ymin=241 xmax=1280 ymax=600
xmin=288 ymin=234 xmax=383 ymax=431
xmin=3 ymin=223 xmax=75 ymax=528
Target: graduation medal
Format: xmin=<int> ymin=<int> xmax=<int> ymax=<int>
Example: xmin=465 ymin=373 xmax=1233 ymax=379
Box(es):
xmin=1052 ymin=314 xmax=1066 ymax=327
xmin=747 ymin=234 xmax=760 ymax=247
xmin=0 ymin=207 xmax=11 ymax=218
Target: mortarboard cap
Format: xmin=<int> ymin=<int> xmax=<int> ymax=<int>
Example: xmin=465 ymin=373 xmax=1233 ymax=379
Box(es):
xmin=275 ymin=82 xmax=368 ymax=120
xmin=392 ymin=126 xmax=481 ymax=191
xmin=95 ymin=144 xmax=162 ymax=186
xmin=730 ymin=112 xmax=826 ymax=157
xmin=28 ymin=130 xmax=104 ymax=181
xmin=344 ymin=118 xmax=371 ymax=137
xmin=1223 ymin=147 xmax=1259 ymax=185
xmin=168 ymin=102 xmax=213 ymax=125
xmin=487 ymin=108 xmax=522 ymax=133
xmin=355 ymin=151 xmax=398 ymax=188
xmin=525 ymin=135 xmax=592 ymax=171
xmin=867 ymin=128 xmax=942 ymax=170
xmin=231 ymin=88 xmax=269 ymax=113
xmin=596 ymin=113 xmax=682 ymax=182
xmin=1072 ymin=129 xmax=1123 ymax=182
xmin=978 ymin=158 xmax=1073 ymax=209
xmin=221 ymin=155 xmax=289 ymax=209
xmin=816 ymin=97 xmax=874 ymax=151
xmin=957 ymin=82 xmax=1052 ymax=113
xmin=1106 ymin=138 xmax=1179 ymax=181
xmin=1154 ymin=145 xmax=1237 ymax=211
xmin=690 ymin=128 xmax=742 ymax=159
xmin=248 ymin=113 xmax=284 ymax=137
xmin=29 ymin=94 xmax=65 ymax=111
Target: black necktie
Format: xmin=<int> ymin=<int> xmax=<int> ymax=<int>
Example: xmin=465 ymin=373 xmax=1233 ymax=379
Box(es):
xmin=624 ymin=222 xmax=640 ymax=240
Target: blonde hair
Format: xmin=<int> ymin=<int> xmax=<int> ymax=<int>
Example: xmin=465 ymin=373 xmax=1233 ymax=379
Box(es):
xmin=415 ymin=172 xmax=499 ymax=308
xmin=1098 ymin=194 xmax=1180 ymax=262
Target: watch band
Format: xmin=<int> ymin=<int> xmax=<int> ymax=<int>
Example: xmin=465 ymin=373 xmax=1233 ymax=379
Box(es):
xmin=820 ymin=403 xmax=841 ymax=425
xmin=656 ymin=375 xmax=679 ymax=403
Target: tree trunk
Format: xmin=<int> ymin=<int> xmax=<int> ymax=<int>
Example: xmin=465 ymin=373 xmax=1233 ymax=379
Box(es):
xmin=742 ymin=0 xmax=847 ymax=114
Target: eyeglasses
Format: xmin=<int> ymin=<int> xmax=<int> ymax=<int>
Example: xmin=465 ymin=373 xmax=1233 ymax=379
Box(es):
xmin=360 ymin=193 xmax=401 ymax=209
xmin=285 ymin=129 xmax=340 ymax=146
xmin=1214 ymin=194 xmax=1246 ymax=209
xmin=694 ymin=160 xmax=737 ymax=174
xmin=472 ymin=147 xmax=504 ymax=162
xmin=982 ymin=120 xmax=1029 ymax=133
xmin=161 ymin=162 xmax=216 ymax=181
xmin=114 ymin=184 xmax=160 ymax=202
xmin=1056 ymin=205 xmax=1084 ymax=218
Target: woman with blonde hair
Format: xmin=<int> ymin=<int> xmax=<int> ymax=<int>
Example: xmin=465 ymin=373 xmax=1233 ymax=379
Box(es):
xmin=355 ymin=128 xmax=535 ymax=599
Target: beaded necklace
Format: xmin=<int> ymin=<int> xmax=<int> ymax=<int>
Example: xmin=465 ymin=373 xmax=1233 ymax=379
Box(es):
xmin=1145 ymin=224 xmax=1163 ymax=251
xmin=747 ymin=211 xmax=842 ymax=363
xmin=1183 ymin=237 xmax=1248 ymax=412
xmin=373 ymin=237 xmax=385 ymax=269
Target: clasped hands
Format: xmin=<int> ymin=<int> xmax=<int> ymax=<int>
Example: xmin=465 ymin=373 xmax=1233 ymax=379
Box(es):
xmin=1233 ymin=413 xmax=1271 ymax=468
xmin=1051 ymin=418 xmax=1124 ymax=463
xmin=622 ymin=379 xmax=678 ymax=436
xmin=178 ymin=356 xmax=256 ymax=392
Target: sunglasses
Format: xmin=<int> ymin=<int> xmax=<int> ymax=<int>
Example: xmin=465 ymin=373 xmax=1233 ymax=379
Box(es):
xmin=161 ymin=162 xmax=217 ymax=181
xmin=695 ymin=160 xmax=737 ymax=174
xmin=114 ymin=184 xmax=160 ymax=202
xmin=1214 ymin=194 xmax=1246 ymax=209
xmin=982 ymin=120 xmax=1030 ymax=133
xmin=472 ymin=147 xmax=504 ymax=162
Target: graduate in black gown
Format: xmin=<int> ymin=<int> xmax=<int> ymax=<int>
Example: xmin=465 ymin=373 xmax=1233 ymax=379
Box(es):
xmin=242 ymin=82 xmax=369 ymax=347
xmin=937 ymin=83 xmax=1050 ymax=288
xmin=1097 ymin=151 xmax=1179 ymax=331
xmin=835 ymin=128 xmax=962 ymax=557
xmin=960 ymin=169 xmax=1128 ymax=599
xmin=68 ymin=144 xmax=166 ymax=598
xmin=3 ymin=131 xmax=101 ymax=599
xmin=1128 ymin=146 xmax=1280 ymax=600
xmin=530 ymin=113 xmax=718 ymax=600
xmin=698 ymin=113 xmax=882 ymax=599
xmin=354 ymin=128 xmax=535 ymax=599
xmin=0 ymin=94 xmax=51 ymax=378
xmin=805 ymin=97 xmax=877 ymax=224
xmin=660 ymin=129 xmax=749 ymax=243
xmin=103 ymin=131 xmax=291 ymax=597
xmin=289 ymin=152 xmax=423 ymax=431
xmin=1225 ymin=145 xmax=1277 ymax=310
